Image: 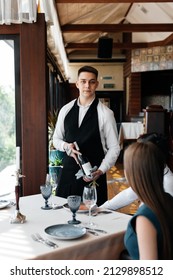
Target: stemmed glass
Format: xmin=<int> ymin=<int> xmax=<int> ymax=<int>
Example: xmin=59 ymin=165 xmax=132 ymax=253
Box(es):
xmin=40 ymin=184 xmax=52 ymax=210
xmin=67 ymin=195 xmax=81 ymax=224
xmin=49 ymin=173 xmax=58 ymax=207
xmin=50 ymin=173 xmax=58 ymax=196
xmin=82 ymin=185 xmax=97 ymax=227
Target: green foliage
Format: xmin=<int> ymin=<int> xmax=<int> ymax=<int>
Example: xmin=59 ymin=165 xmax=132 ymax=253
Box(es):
xmin=49 ymin=155 xmax=63 ymax=166
xmin=49 ymin=150 xmax=63 ymax=166
xmin=48 ymin=110 xmax=64 ymax=167
xmin=0 ymin=86 xmax=15 ymax=171
xmin=48 ymin=109 xmax=59 ymax=150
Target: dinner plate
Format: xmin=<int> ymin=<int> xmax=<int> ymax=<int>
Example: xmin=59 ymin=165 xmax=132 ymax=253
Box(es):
xmin=0 ymin=200 xmax=10 ymax=209
xmin=45 ymin=224 xmax=86 ymax=240
xmin=63 ymin=203 xmax=97 ymax=213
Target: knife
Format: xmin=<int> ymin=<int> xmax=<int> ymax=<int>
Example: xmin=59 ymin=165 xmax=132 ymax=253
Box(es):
xmin=52 ymin=205 xmax=63 ymax=210
xmin=85 ymin=227 xmax=107 ymax=234
xmin=87 ymin=230 xmax=99 ymax=236
xmin=91 ymin=210 xmax=112 ymax=216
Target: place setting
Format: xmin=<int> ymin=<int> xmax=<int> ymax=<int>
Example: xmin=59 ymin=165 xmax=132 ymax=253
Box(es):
xmin=44 ymin=195 xmax=87 ymax=240
xmin=42 ymin=185 xmax=108 ymax=241
xmin=0 ymin=199 xmax=11 ymax=209
xmin=31 ymin=233 xmax=58 ymax=249
xmin=0 ymin=198 xmax=16 ymax=210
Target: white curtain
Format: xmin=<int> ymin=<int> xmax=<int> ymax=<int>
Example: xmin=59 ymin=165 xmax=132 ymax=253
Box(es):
xmin=39 ymin=0 xmax=53 ymax=25
xmin=0 ymin=0 xmax=37 ymax=24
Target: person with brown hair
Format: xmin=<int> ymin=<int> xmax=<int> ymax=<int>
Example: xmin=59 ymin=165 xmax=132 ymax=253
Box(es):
xmin=123 ymin=141 xmax=173 ymax=259
xmin=53 ymin=65 xmax=120 ymax=205
xmin=101 ymin=133 xmax=173 ymax=210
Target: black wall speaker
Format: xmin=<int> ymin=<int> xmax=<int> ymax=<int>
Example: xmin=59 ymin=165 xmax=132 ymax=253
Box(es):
xmin=97 ymin=37 xmax=113 ymax=58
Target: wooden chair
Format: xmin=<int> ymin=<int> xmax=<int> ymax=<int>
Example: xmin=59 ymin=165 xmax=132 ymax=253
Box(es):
xmin=143 ymin=105 xmax=167 ymax=135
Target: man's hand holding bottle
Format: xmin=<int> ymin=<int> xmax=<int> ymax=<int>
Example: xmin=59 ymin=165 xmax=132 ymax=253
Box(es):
xmin=83 ymin=168 xmax=103 ymax=182
xmin=64 ymin=141 xmax=103 ymax=181
xmin=63 ymin=142 xmax=80 ymax=164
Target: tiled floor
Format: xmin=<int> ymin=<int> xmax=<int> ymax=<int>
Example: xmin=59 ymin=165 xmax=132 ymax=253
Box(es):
xmin=106 ymin=163 xmax=139 ymax=215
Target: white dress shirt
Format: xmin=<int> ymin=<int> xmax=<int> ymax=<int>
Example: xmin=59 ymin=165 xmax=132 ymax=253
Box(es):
xmin=53 ymin=98 xmax=120 ymax=174
xmin=101 ymin=165 xmax=173 ymax=210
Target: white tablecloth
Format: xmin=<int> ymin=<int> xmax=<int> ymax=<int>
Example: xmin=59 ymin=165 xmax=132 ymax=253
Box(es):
xmin=0 ymin=194 xmax=131 ymax=260
xmin=118 ymin=122 xmax=144 ymax=148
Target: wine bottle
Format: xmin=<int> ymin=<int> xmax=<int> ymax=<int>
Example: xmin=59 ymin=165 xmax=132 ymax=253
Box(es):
xmin=77 ymin=154 xmax=92 ymax=177
xmin=74 ymin=141 xmax=92 ymax=177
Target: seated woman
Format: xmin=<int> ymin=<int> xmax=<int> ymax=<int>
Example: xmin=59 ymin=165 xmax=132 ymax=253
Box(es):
xmin=101 ymin=133 xmax=173 ymax=210
xmin=123 ymin=141 xmax=173 ymax=260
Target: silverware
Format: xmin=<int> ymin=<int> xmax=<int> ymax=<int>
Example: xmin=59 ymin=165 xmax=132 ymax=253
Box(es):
xmin=85 ymin=227 xmax=107 ymax=234
xmin=91 ymin=210 xmax=112 ymax=216
xmin=0 ymin=200 xmax=15 ymax=206
xmin=87 ymin=230 xmax=99 ymax=236
xmin=36 ymin=233 xmax=58 ymax=248
xmin=31 ymin=233 xmax=58 ymax=248
xmin=52 ymin=205 xmax=63 ymax=210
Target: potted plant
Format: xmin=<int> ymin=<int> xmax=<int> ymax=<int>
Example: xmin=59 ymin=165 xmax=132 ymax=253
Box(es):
xmin=48 ymin=109 xmax=64 ymax=176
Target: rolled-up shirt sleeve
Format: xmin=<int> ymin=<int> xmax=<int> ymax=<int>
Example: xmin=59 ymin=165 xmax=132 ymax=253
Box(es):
xmin=100 ymin=187 xmax=138 ymax=210
xmin=53 ymin=100 xmax=75 ymax=151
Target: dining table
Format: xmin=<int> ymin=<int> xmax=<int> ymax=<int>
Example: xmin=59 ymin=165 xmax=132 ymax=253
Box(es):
xmin=0 ymin=194 xmax=131 ymax=260
xmin=118 ymin=122 xmax=144 ymax=148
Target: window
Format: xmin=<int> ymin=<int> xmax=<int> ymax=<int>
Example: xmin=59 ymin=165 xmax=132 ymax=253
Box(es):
xmin=0 ymin=36 xmax=20 ymax=197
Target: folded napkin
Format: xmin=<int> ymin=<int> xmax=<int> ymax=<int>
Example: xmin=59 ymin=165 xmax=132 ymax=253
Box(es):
xmin=75 ymin=166 xmax=97 ymax=180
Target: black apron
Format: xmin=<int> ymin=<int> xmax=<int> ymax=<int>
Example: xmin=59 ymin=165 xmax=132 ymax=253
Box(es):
xmin=56 ymin=98 xmax=107 ymax=206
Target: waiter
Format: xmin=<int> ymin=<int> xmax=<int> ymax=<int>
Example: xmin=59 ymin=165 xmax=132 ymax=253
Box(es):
xmin=53 ymin=66 xmax=120 ymax=206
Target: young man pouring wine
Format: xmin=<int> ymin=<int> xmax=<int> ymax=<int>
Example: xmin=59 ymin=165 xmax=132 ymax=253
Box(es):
xmin=53 ymin=66 xmax=120 ymax=205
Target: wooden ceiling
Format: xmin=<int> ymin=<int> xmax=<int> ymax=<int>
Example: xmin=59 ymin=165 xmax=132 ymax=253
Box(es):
xmin=53 ymin=1 xmax=173 ymax=61
xmin=46 ymin=1 xmax=173 ymax=78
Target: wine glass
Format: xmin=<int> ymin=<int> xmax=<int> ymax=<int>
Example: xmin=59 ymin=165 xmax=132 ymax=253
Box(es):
xmin=40 ymin=185 xmax=52 ymax=210
xmin=49 ymin=173 xmax=58 ymax=207
xmin=45 ymin=173 xmax=50 ymax=185
xmin=82 ymin=185 xmax=97 ymax=227
xmin=50 ymin=173 xmax=58 ymax=195
xmin=67 ymin=195 xmax=81 ymax=224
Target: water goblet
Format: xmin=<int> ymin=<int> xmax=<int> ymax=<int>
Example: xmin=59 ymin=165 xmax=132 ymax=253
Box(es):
xmin=40 ymin=184 xmax=52 ymax=210
xmin=67 ymin=195 xmax=81 ymax=224
xmin=82 ymin=185 xmax=97 ymax=228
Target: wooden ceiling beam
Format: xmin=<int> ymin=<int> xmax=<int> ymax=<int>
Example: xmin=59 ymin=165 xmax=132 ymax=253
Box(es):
xmin=66 ymin=39 xmax=173 ymax=50
xmin=159 ymin=33 xmax=173 ymax=45
xmin=66 ymin=42 xmax=149 ymax=50
xmin=62 ymin=24 xmax=173 ymax=33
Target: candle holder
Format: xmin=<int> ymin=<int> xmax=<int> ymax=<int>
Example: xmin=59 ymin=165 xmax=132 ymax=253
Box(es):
xmin=10 ymin=169 xmax=26 ymax=224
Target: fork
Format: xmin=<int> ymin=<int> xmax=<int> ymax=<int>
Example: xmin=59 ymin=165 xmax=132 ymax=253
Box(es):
xmin=36 ymin=233 xmax=58 ymax=248
xmin=31 ymin=233 xmax=58 ymax=248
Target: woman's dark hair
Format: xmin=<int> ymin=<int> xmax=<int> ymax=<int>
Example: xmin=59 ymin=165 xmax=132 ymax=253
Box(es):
xmin=137 ymin=133 xmax=169 ymax=162
xmin=124 ymin=142 xmax=173 ymax=259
